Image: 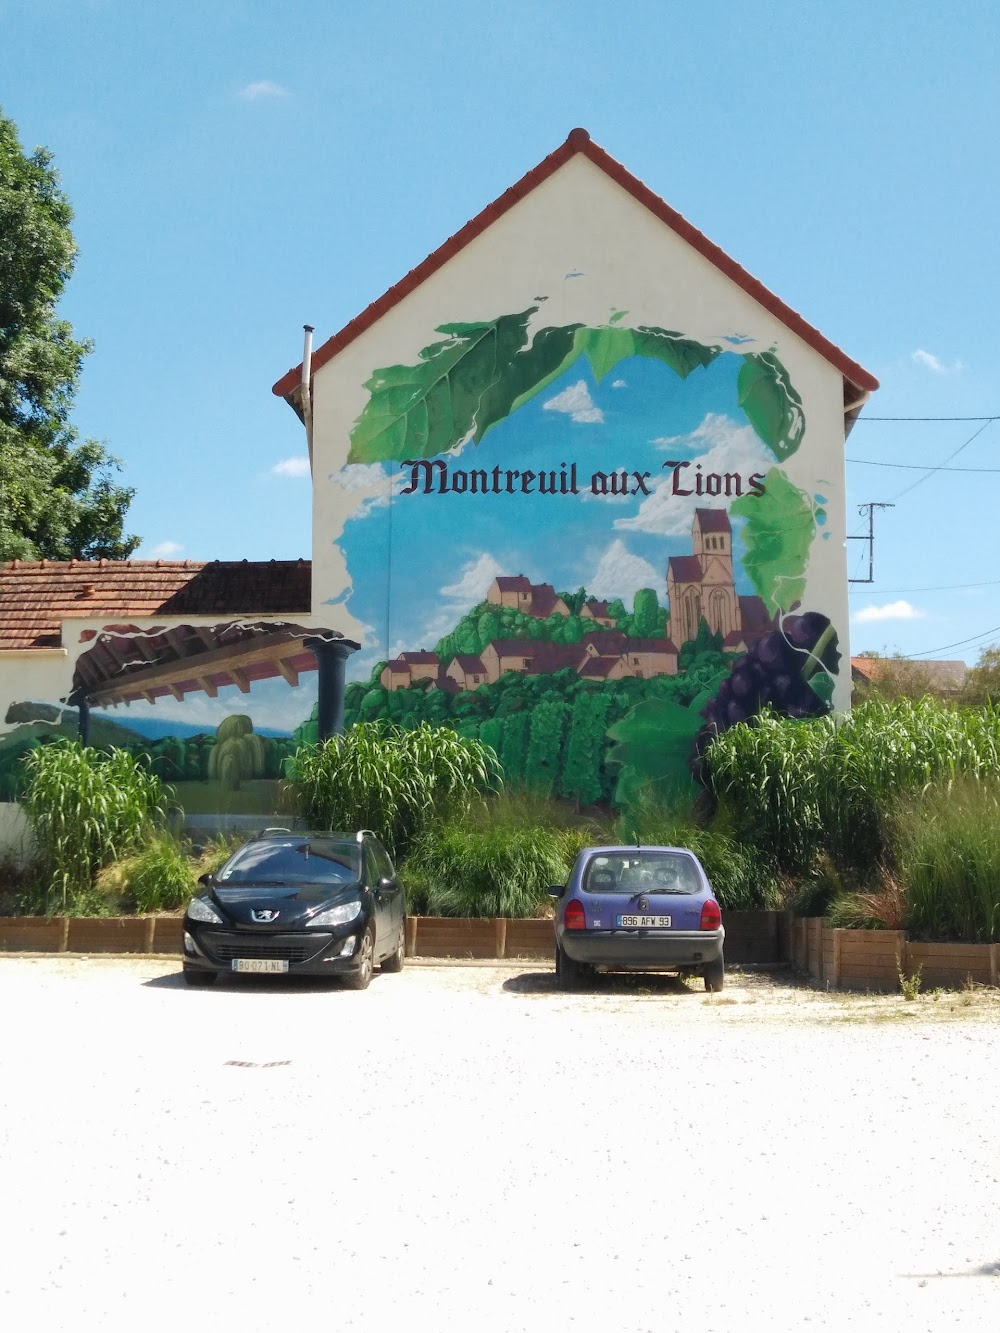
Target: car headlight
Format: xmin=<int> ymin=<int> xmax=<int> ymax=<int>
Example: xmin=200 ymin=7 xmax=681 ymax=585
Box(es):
xmin=308 ymin=899 xmax=362 ymax=928
xmin=187 ymin=895 xmax=223 ymax=924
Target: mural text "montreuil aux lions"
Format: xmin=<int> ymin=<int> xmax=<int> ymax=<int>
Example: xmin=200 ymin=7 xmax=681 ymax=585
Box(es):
xmin=399 ymin=459 xmax=768 ymax=500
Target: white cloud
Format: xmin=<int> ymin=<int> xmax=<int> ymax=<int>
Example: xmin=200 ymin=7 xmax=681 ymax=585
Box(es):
xmin=441 ymin=552 xmax=505 ymax=603
xmin=146 ymin=540 xmax=183 ymax=559
xmin=271 ymin=456 xmax=310 ymax=478
xmin=543 ymin=380 xmax=604 ymax=424
xmin=611 ymin=379 xmax=627 ymax=389
xmin=587 ymin=540 xmax=661 ymax=603
xmin=328 ymin=462 xmax=400 ymax=518
xmin=852 ymin=600 xmax=926 ymax=624
xmin=239 ymin=80 xmax=288 ymax=100
xmin=616 ymin=412 xmax=771 ymax=536
xmin=912 ymin=348 xmax=962 ymax=375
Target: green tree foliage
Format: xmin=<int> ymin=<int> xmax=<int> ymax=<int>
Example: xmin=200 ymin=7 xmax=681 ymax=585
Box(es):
xmin=525 ymin=700 xmax=570 ymax=796
xmin=207 ymin=715 xmax=266 ymax=792
xmin=0 ymin=109 xmax=137 ymax=560
xmin=631 ymin=587 xmax=661 ymax=637
xmin=960 ymin=646 xmax=1000 ymax=707
xmin=561 ymin=691 xmax=611 ymax=806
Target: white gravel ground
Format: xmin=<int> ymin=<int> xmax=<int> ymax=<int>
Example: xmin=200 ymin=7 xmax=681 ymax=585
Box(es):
xmin=0 ymin=957 xmax=998 ymax=1333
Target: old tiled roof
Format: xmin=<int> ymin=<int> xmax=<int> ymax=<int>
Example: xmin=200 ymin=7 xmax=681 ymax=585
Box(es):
xmin=667 ymin=555 xmax=704 ymax=585
xmin=850 ymin=656 xmax=968 ymax=692
xmin=0 ymin=559 xmax=311 ymax=651
xmin=695 ymin=508 xmax=731 ymax=534
xmin=274 ymin=128 xmax=878 ymax=405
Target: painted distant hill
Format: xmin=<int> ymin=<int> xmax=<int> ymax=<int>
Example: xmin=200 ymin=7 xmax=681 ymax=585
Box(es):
xmin=88 ymin=713 xmax=293 ymax=741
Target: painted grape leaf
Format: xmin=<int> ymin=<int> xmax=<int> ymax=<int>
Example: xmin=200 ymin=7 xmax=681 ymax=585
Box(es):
xmin=348 ymin=312 xmax=723 ymax=465
xmin=807 ymin=670 xmax=835 ymax=705
xmin=349 ymin=307 xmax=577 ymax=464
xmin=731 ymin=468 xmax=816 ymax=615
xmin=737 ymin=351 xmax=806 ymax=462
xmin=605 ymin=698 xmax=701 ymax=809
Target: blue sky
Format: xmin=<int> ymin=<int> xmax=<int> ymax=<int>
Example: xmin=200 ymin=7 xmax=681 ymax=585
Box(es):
xmin=2 ymin=0 xmax=999 ymax=664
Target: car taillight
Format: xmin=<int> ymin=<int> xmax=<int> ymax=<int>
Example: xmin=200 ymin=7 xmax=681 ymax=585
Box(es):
xmin=563 ymin=899 xmax=586 ymax=930
xmin=700 ymin=899 xmax=722 ymax=931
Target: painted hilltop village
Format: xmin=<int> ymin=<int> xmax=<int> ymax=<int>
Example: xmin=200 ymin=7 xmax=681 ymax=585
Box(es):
xmin=379 ymin=509 xmax=773 ymax=695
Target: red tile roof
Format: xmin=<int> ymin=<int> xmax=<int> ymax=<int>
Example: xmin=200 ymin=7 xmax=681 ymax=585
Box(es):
xmin=493 ymin=576 xmax=532 ymax=593
xmin=451 ymin=654 xmax=486 ymax=672
xmin=0 ymin=559 xmax=311 ymax=651
xmin=273 ymin=128 xmax=878 ymax=403
xmin=695 ymin=509 xmax=731 ymax=533
xmin=667 ymin=555 xmax=704 ymax=585
xmin=400 ymin=650 xmax=439 ymax=665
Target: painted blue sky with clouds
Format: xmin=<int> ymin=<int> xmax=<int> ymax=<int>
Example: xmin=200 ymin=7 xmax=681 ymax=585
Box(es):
xmin=339 ymin=352 xmax=777 ymax=680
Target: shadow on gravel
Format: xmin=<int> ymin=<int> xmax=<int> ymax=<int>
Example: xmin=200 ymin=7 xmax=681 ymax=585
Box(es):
xmin=503 ymin=971 xmax=696 ymax=997
xmin=142 ymin=970 xmax=383 ymax=994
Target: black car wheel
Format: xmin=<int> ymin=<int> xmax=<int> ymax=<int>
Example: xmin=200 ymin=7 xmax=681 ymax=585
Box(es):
xmin=342 ymin=927 xmax=375 ymax=990
xmin=381 ymin=922 xmax=405 ymax=973
xmin=703 ymin=955 xmax=725 ymax=992
xmin=556 ymin=944 xmax=589 ymax=990
xmin=183 ymin=967 xmax=217 ymax=987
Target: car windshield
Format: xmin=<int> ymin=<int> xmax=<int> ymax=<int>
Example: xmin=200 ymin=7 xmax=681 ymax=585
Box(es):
xmin=583 ymin=852 xmax=701 ymax=895
xmin=216 ymin=839 xmax=362 ymax=887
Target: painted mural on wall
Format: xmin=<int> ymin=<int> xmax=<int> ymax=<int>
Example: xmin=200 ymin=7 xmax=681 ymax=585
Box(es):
xmin=333 ymin=305 xmax=840 ymax=806
xmin=0 ymin=621 xmax=325 ymax=811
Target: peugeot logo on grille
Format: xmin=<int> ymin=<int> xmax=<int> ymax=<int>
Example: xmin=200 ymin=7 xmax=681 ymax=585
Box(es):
xmin=251 ymin=909 xmax=279 ymax=923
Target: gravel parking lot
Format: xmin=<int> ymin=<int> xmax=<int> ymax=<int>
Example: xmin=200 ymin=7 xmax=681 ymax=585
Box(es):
xmin=0 ymin=956 xmax=998 ymax=1332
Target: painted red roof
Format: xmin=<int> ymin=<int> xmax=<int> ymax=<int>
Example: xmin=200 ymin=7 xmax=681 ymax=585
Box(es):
xmin=493 ymin=576 xmax=531 ymax=592
xmin=273 ymin=128 xmax=878 ymax=401
xmin=695 ymin=508 xmax=731 ymax=534
xmin=0 ymin=559 xmax=311 ymax=651
xmin=667 ymin=555 xmax=704 ymax=585
xmin=400 ymin=650 xmax=439 ymax=665
xmin=451 ymin=654 xmax=486 ymax=672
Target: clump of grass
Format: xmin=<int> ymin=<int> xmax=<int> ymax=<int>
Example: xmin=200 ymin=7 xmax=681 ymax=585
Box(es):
xmin=286 ymin=722 xmax=500 ymax=860
xmin=615 ymin=797 xmax=783 ymax=910
xmin=892 ymin=777 xmax=1000 ymax=942
xmin=403 ymin=819 xmax=574 ymax=918
xmin=705 ymin=698 xmax=1000 ymax=878
xmin=20 ymin=739 xmax=171 ymax=912
xmin=94 ymin=836 xmax=196 ymax=914
xmin=897 ymin=963 xmax=923 ymax=1001
xmin=827 ymin=872 xmax=907 ymax=931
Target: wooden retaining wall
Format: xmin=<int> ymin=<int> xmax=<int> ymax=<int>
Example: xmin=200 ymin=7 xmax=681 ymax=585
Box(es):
xmin=0 ymin=911 xmax=996 ymax=989
xmin=791 ymin=917 xmax=999 ymax=991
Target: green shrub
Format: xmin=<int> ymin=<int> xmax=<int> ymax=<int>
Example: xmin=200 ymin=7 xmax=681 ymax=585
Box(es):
xmin=21 ymin=739 xmax=170 ymax=911
xmin=285 ymin=722 xmax=500 ymax=859
xmin=893 ymin=779 xmax=1000 ymax=942
xmin=117 ymin=837 xmax=196 ymax=913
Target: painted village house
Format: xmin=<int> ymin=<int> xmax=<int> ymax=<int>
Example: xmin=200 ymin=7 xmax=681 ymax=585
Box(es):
xmin=1 ymin=128 xmax=876 ymax=846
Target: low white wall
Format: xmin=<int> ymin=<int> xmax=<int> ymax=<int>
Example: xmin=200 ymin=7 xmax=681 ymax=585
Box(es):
xmin=0 ymin=802 xmax=33 ymax=864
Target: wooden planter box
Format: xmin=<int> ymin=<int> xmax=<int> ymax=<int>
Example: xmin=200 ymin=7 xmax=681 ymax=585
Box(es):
xmin=0 ymin=916 xmax=67 ymax=952
xmin=65 ymin=916 xmax=150 ymax=954
xmin=503 ymin=919 xmax=554 ymax=959
xmin=407 ymin=917 xmax=497 ymax=958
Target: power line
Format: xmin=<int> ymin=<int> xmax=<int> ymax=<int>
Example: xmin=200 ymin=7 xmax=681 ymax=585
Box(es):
xmin=848 ymin=458 xmax=1000 ymax=473
xmin=851 ymin=577 xmax=1000 ymax=595
xmin=889 ymin=418 xmax=997 ymax=501
xmin=903 ymin=625 xmax=1000 ymax=659
xmin=856 ymin=415 xmax=1000 ymax=422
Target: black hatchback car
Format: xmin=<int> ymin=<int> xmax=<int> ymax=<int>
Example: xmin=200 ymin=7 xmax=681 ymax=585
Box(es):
xmin=182 ymin=830 xmax=405 ymax=989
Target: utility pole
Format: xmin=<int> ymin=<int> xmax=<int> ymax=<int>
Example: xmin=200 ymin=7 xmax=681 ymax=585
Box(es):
xmin=847 ymin=502 xmax=894 ymax=583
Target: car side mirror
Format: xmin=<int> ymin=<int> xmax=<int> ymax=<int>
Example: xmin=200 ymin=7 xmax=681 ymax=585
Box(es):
xmin=547 ymin=884 xmax=565 ymax=898
xmin=197 ymin=873 xmax=214 ymax=887
xmin=379 ymin=876 xmax=398 ymax=891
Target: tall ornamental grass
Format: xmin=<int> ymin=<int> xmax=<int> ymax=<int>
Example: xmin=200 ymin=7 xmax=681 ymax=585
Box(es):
xmin=893 ymin=779 xmax=1000 ymax=942
xmin=705 ymin=698 xmax=1000 ymax=876
xmin=21 ymin=739 xmax=169 ymax=911
xmin=286 ymin=722 xmax=501 ymax=859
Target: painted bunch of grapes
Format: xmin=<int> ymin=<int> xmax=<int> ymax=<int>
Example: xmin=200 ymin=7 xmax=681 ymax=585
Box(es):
xmin=692 ymin=611 xmax=840 ymax=778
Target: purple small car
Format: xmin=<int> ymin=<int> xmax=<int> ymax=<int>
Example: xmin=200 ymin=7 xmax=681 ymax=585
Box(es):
xmin=550 ymin=845 xmax=725 ymax=991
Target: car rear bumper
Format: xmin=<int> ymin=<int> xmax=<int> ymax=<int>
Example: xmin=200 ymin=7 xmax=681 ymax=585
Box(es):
xmin=560 ymin=928 xmax=724 ymax=970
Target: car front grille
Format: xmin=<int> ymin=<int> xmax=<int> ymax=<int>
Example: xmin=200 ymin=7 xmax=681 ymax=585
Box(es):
xmin=201 ymin=931 xmax=334 ymax=964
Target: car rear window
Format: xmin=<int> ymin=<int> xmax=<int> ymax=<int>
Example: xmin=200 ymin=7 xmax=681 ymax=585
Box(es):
xmin=217 ymin=840 xmax=361 ymax=886
xmin=583 ymin=852 xmax=701 ymax=895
